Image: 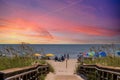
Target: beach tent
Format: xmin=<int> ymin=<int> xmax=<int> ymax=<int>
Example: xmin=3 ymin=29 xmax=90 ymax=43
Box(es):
xmin=98 ymin=51 xmax=107 ymax=57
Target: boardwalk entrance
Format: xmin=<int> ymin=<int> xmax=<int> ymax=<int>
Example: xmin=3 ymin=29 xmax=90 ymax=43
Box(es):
xmin=46 ymin=59 xmax=84 ymax=80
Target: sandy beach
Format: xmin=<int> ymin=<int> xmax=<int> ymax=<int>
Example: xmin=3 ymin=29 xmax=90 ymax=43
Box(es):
xmin=45 ymin=59 xmax=84 ymax=80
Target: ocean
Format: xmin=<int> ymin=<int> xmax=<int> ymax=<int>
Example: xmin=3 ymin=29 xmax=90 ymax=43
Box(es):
xmin=0 ymin=44 xmax=120 ymax=58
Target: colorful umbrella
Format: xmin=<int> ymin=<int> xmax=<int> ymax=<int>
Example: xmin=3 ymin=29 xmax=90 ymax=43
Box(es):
xmin=98 ymin=51 xmax=107 ymax=57
xmin=45 ymin=53 xmax=54 ymax=57
xmin=34 ymin=53 xmax=41 ymax=57
xmin=88 ymin=51 xmax=95 ymax=57
xmin=83 ymin=52 xmax=89 ymax=57
xmin=115 ymin=50 xmax=120 ymax=56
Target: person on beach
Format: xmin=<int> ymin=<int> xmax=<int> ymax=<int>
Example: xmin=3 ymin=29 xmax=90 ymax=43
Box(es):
xmin=54 ymin=56 xmax=58 ymax=62
xmin=64 ymin=54 xmax=66 ymax=59
xmin=58 ymin=57 xmax=61 ymax=62
xmin=77 ymin=52 xmax=83 ymax=63
xmin=61 ymin=55 xmax=65 ymax=61
xmin=67 ymin=54 xmax=69 ymax=60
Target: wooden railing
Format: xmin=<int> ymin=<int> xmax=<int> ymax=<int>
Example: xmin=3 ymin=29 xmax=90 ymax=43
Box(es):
xmin=0 ymin=64 xmax=49 ymax=80
xmin=78 ymin=64 xmax=120 ymax=80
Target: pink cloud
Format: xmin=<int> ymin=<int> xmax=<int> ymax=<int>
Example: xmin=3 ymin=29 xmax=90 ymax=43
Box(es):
xmin=72 ymin=25 xmax=120 ymax=36
xmin=0 ymin=18 xmax=53 ymax=40
xmin=48 ymin=24 xmax=120 ymax=37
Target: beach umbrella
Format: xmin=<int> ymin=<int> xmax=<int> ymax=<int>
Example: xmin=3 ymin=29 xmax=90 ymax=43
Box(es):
xmin=34 ymin=53 xmax=41 ymax=57
xmin=45 ymin=53 xmax=54 ymax=57
xmin=98 ymin=51 xmax=107 ymax=57
xmin=83 ymin=52 xmax=89 ymax=57
xmin=115 ymin=50 xmax=120 ymax=56
xmin=88 ymin=51 xmax=95 ymax=57
xmin=83 ymin=52 xmax=87 ymax=57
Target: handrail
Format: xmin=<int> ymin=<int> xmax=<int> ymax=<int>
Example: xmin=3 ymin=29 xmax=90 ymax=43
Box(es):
xmin=0 ymin=64 xmax=49 ymax=80
xmin=78 ymin=64 xmax=120 ymax=80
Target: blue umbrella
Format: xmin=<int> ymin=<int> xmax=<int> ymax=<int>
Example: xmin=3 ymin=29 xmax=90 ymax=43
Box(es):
xmin=115 ymin=50 xmax=120 ymax=56
xmin=98 ymin=51 xmax=107 ymax=57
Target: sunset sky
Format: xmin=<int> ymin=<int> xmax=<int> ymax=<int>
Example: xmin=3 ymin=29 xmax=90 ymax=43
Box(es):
xmin=0 ymin=0 xmax=120 ymax=44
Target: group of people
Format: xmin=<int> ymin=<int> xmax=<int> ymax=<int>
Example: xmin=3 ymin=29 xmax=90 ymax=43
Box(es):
xmin=54 ymin=54 xmax=69 ymax=62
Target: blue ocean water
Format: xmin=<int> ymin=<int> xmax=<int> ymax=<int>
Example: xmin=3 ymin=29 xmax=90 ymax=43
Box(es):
xmin=0 ymin=44 xmax=120 ymax=58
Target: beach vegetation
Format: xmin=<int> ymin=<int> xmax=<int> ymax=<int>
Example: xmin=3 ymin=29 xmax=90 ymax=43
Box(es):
xmin=47 ymin=63 xmax=54 ymax=73
xmin=0 ymin=56 xmax=46 ymax=70
xmin=83 ymin=56 xmax=120 ymax=67
xmin=39 ymin=74 xmax=46 ymax=80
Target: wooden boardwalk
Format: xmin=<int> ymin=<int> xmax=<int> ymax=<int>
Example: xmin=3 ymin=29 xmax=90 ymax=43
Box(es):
xmin=45 ymin=59 xmax=84 ymax=80
xmin=55 ymin=75 xmax=82 ymax=80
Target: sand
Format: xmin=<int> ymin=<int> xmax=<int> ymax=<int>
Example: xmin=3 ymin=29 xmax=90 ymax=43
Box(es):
xmin=45 ymin=59 xmax=85 ymax=80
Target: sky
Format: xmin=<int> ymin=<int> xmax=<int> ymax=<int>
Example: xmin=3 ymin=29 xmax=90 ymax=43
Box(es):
xmin=0 ymin=0 xmax=120 ymax=44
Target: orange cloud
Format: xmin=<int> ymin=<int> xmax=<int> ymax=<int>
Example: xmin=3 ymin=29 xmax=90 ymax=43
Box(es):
xmin=0 ymin=18 xmax=53 ymax=44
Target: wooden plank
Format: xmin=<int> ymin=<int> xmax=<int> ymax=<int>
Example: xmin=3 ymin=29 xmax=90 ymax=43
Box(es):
xmin=0 ymin=65 xmax=49 ymax=80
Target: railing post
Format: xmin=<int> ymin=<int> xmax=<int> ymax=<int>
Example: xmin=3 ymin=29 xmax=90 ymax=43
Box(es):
xmin=0 ymin=72 xmax=4 ymax=80
xmin=117 ymin=75 xmax=120 ymax=80
xmin=111 ymin=74 xmax=114 ymax=80
xmin=106 ymin=72 xmax=108 ymax=80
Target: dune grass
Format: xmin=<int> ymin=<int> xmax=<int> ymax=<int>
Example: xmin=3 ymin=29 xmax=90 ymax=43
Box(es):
xmin=84 ymin=56 xmax=120 ymax=67
xmin=47 ymin=63 xmax=54 ymax=73
xmin=0 ymin=57 xmax=46 ymax=70
xmin=39 ymin=75 xmax=46 ymax=80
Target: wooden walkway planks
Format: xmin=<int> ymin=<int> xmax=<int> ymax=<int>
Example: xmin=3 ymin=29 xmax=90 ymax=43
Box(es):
xmin=55 ymin=75 xmax=83 ymax=80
